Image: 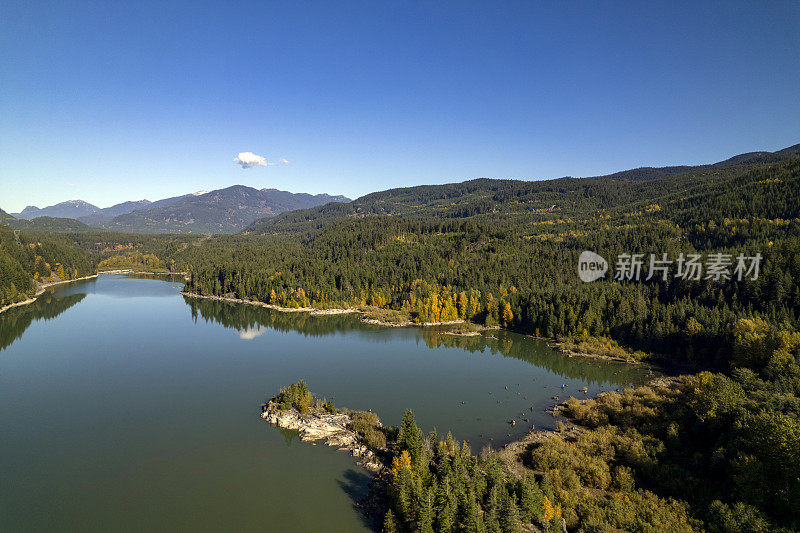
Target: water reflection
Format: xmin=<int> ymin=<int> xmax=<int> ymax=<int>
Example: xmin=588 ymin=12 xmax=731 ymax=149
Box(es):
xmin=0 ymin=293 xmax=86 ymax=351
xmin=185 ymin=296 xmax=371 ymax=337
xmin=184 ymin=297 xmax=649 ymax=388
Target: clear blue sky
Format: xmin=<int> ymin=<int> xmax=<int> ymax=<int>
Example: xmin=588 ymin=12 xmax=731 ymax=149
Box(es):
xmin=1 ymin=1 xmax=798 ymax=212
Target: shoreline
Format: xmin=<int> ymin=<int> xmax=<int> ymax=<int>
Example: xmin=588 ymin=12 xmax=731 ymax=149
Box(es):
xmin=181 ymin=291 xmax=648 ymax=365
xmin=181 ymin=291 xmax=476 ymax=328
xmin=181 ymin=291 xmax=360 ymax=315
xmin=0 ymin=273 xmax=100 ymax=316
xmin=99 ymin=269 xmax=190 ymax=280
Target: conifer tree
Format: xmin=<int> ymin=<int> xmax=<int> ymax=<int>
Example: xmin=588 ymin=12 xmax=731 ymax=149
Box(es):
xmin=383 ymin=509 xmax=399 ymax=533
xmin=398 ymin=409 xmax=423 ymax=464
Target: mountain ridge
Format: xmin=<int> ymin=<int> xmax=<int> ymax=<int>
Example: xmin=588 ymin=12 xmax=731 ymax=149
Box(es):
xmin=245 ymin=142 xmax=800 ymax=234
xmin=12 ymin=199 xmax=100 ymax=220
xmin=99 ymin=185 xmax=351 ymax=234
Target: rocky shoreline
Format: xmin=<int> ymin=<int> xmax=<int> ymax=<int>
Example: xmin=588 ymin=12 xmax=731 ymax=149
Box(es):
xmin=260 ymin=400 xmax=384 ymax=472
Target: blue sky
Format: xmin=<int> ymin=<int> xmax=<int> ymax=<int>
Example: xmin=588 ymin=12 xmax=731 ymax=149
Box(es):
xmin=1 ymin=1 xmax=799 ymax=212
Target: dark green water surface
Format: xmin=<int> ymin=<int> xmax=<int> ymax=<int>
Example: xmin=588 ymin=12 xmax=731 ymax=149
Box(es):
xmin=0 ymin=275 xmax=649 ymax=531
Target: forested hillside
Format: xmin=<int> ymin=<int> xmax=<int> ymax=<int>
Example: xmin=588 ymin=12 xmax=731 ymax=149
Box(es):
xmin=0 ymin=225 xmax=95 ymax=307
xmin=245 ymin=143 xmax=800 ymax=235
xmin=5 ymin=216 xmax=91 ymax=233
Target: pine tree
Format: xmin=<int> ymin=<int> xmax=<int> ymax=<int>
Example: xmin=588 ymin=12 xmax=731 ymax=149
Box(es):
xmin=398 ymin=409 xmax=423 ymax=464
xmin=499 ymin=490 xmax=521 ymax=533
xmin=485 ymin=486 xmax=502 ymax=533
xmin=434 ymin=478 xmax=455 ymax=533
xmin=418 ymin=487 xmax=435 ymax=533
xmin=383 ymin=509 xmax=399 ymax=533
xmin=464 ymin=491 xmax=486 ymax=533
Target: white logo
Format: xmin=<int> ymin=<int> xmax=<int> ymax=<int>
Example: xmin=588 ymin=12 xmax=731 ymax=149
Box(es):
xmin=578 ymin=251 xmax=608 ymax=282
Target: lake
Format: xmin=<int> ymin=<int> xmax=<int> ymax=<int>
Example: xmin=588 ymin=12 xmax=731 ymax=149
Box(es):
xmin=0 ymin=274 xmax=649 ymax=531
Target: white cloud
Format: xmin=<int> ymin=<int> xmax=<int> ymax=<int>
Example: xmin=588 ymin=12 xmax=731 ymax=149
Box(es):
xmin=234 ymin=152 xmax=268 ymax=168
xmin=233 ymin=152 xmax=290 ymax=169
xmin=238 ymin=326 xmax=268 ymax=340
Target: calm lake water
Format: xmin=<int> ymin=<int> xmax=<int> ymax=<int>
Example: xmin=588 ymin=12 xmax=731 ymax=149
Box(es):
xmin=0 ymin=275 xmax=649 ymax=531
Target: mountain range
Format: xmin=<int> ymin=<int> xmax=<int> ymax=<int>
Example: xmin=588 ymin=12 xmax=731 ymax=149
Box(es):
xmin=4 ymin=143 xmax=798 ymax=235
xmin=5 ymin=187 xmax=350 ymax=234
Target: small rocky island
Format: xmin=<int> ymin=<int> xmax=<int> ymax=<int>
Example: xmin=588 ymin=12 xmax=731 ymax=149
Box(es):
xmin=261 ymin=381 xmax=386 ymax=472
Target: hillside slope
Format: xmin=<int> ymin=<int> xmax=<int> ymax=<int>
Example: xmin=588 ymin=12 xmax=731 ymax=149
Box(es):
xmin=5 ymin=216 xmax=91 ymax=233
xmin=246 ymin=143 xmax=800 ymax=234
xmin=78 ymin=200 xmax=153 ymax=225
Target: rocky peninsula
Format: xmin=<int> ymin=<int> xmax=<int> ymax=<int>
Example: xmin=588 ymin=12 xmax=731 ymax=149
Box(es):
xmin=260 ymin=382 xmax=387 ymax=473
xmin=261 ymin=401 xmax=384 ymax=472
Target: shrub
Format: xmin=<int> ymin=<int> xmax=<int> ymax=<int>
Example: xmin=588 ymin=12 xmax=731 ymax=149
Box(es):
xmin=349 ymin=410 xmax=387 ymax=449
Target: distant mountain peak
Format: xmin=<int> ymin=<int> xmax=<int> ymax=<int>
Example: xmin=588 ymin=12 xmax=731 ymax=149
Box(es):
xmin=16 ymin=200 xmax=100 ymax=220
xmin=193 ymin=190 xmax=210 ymax=196
xmin=64 ymin=199 xmax=94 ymax=205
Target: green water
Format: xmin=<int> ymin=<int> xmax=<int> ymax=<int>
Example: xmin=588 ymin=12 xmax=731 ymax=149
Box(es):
xmin=0 ymin=275 xmax=650 ymax=531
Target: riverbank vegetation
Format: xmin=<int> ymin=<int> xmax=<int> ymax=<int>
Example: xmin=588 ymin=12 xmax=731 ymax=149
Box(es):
xmin=529 ymin=370 xmax=799 ymax=532
xmin=277 ymin=385 xmax=702 ymax=532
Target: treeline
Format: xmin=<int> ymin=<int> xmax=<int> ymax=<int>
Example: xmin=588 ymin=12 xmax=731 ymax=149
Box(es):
xmin=383 ymin=410 xmax=594 ymax=533
xmin=98 ymin=252 xmax=164 ymax=271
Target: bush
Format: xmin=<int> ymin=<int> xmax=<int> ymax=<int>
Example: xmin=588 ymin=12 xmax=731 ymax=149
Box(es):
xmin=348 ymin=410 xmax=387 ymax=449
xmin=706 ymin=500 xmax=772 ymax=533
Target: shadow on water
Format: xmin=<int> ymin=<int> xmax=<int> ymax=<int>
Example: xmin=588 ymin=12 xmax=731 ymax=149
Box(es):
xmin=185 ymin=297 xmax=650 ymax=387
xmin=337 ymin=468 xmax=379 ymax=530
xmin=277 ymin=426 xmax=299 ymax=447
xmin=0 ymin=293 xmax=86 ymax=351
